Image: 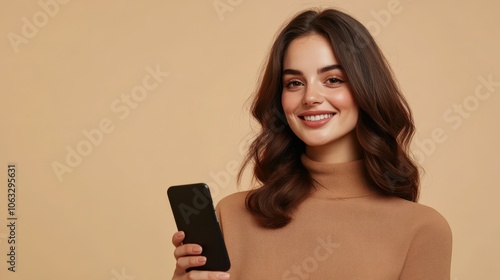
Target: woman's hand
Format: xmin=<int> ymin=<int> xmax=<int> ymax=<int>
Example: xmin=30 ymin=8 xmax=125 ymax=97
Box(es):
xmin=171 ymin=231 xmax=230 ymax=280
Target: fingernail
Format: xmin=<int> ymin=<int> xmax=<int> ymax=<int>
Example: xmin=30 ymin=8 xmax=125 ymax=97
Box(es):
xmin=217 ymin=273 xmax=230 ymax=279
xmin=176 ymin=231 xmax=184 ymax=238
xmin=192 ymin=246 xmax=202 ymax=254
xmin=197 ymin=256 xmax=207 ymax=263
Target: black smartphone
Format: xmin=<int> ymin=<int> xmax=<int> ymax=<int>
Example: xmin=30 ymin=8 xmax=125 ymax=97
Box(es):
xmin=167 ymin=183 xmax=231 ymax=272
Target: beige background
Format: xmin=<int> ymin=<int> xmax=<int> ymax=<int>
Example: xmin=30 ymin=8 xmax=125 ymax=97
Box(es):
xmin=1 ymin=0 xmax=499 ymax=279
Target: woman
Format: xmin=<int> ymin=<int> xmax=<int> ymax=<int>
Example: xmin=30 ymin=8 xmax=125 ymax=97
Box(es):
xmin=171 ymin=8 xmax=452 ymax=280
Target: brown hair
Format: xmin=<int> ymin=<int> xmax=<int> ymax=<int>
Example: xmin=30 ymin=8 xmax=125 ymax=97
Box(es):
xmin=239 ymin=8 xmax=419 ymax=229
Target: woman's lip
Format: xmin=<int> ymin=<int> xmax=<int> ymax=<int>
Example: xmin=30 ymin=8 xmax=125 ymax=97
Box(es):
xmin=300 ymin=113 xmax=335 ymax=128
xmin=298 ymin=110 xmax=336 ymax=117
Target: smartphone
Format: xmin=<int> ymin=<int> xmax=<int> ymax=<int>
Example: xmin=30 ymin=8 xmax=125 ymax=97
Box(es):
xmin=167 ymin=183 xmax=231 ymax=272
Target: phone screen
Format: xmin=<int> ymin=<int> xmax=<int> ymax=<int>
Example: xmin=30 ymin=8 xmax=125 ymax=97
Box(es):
xmin=167 ymin=183 xmax=231 ymax=272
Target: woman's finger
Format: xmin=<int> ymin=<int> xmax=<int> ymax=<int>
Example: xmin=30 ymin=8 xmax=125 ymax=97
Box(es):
xmin=172 ymin=231 xmax=185 ymax=247
xmin=175 ymin=255 xmax=206 ymax=271
xmin=174 ymin=243 xmax=203 ymax=259
xmin=182 ymin=270 xmax=231 ymax=280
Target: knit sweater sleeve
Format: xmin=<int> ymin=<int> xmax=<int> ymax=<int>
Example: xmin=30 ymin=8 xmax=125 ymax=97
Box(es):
xmin=399 ymin=207 xmax=453 ymax=280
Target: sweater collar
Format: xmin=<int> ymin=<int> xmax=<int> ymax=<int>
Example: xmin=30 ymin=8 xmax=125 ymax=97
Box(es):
xmin=300 ymin=154 xmax=379 ymax=199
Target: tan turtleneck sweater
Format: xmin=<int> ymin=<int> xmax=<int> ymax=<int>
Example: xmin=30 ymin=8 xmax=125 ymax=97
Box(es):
xmin=216 ymin=155 xmax=452 ymax=279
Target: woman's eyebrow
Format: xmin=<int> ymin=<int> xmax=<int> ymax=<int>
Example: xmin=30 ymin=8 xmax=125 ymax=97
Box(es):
xmin=282 ymin=68 xmax=302 ymax=75
xmin=318 ymin=64 xmax=343 ymax=74
xmin=282 ymin=64 xmax=343 ymax=75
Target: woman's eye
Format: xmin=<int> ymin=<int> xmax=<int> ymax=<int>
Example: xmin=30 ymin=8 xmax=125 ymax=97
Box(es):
xmin=285 ymin=80 xmax=303 ymax=88
xmin=325 ymin=77 xmax=344 ymax=85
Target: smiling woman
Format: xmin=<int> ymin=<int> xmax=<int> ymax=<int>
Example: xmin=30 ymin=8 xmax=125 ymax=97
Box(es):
xmin=170 ymin=8 xmax=452 ymax=280
xmin=242 ymin=8 xmax=420 ymax=229
xmin=281 ymin=34 xmax=360 ymax=163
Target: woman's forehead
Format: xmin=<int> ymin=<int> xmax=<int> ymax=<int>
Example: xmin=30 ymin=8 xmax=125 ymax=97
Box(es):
xmin=283 ymin=34 xmax=340 ymax=72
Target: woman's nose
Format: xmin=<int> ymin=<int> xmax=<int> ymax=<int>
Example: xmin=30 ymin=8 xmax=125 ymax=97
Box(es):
xmin=302 ymin=85 xmax=323 ymax=106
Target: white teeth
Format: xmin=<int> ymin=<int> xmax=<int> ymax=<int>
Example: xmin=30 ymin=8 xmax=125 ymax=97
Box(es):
xmin=303 ymin=113 xmax=334 ymax=121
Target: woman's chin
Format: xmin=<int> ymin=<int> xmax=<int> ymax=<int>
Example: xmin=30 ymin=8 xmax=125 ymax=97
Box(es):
xmin=302 ymin=140 xmax=331 ymax=148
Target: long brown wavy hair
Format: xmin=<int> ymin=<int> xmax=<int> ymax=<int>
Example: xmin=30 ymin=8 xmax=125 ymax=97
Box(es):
xmin=238 ymin=8 xmax=420 ymax=229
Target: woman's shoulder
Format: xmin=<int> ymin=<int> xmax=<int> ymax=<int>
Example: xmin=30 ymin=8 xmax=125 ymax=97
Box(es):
xmin=384 ymin=197 xmax=453 ymax=276
xmin=382 ymin=196 xmax=452 ymax=237
xmin=215 ymin=191 xmax=254 ymax=229
xmin=216 ymin=190 xmax=250 ymax=212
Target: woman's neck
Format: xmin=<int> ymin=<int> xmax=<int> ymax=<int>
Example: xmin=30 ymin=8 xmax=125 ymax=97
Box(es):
xmin=300 ymin=154 xmax=378 ymax=199
xmin=305 ymin=131 xmax=362 ymax=163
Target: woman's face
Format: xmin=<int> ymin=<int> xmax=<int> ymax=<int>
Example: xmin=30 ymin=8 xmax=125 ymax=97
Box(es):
xmin=281 ymin=34 xmax=360 ymax=162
